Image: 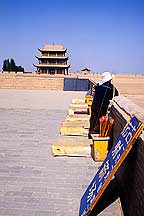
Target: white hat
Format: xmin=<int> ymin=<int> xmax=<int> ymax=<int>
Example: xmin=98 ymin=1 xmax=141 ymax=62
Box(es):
xmin=98 ymin=71 xmax=112 ymax=85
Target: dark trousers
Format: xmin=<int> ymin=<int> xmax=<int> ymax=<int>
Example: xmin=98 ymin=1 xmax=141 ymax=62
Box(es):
xmin=89 ymin=108 xmax=106 ymax=135
xmin=89 ymin=110 xmax=100 ymax=134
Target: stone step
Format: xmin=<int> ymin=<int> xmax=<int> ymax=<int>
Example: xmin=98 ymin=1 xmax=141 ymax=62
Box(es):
xmin=65 ymin=114 xmax=90 ymax=122
xmin=69 ymin=103 xmax=88 ymax=109
xmin=61 ymin=120 xmax=89 ymax=128
xmin=60 ymin=125 xmax=89 ymax=136
xmin=71 ymin=98 xmax=85 ymax=104
xmin=52 ymin=136 xmax=92 ymax=157
xmin=68 ymin=107 xmax=89 ymax=115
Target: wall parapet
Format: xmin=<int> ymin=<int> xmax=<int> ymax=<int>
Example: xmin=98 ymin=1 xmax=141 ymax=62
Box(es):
xmin=110 ymin=95 xmax=144 ymax=216
xmin=0 ymin=73 xmax=64 ymax=90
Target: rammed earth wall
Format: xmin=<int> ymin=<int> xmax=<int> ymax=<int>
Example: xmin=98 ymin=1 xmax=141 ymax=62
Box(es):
xmin=0 ymin=73 xmax=64 ymax=90
xmin=0 ymin=73 xmax=91 ymax=91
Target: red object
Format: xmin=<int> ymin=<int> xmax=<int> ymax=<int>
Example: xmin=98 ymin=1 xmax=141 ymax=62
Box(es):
xmin=99 ymin=114 xmax=114 ymax=137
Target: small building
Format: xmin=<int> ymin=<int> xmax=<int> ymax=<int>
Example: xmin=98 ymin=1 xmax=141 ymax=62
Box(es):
xmin=81 ymin=67 xmax=90 ymax=75
xmin=33 ymin=44 xmax=70 ymax=75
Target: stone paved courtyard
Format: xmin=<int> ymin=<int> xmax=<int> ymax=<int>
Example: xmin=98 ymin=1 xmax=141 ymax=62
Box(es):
xmin=0 ymin=89 xmax=122 ymax=216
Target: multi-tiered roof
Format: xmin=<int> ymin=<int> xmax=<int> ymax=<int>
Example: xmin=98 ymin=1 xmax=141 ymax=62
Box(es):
xmin=33 ymin=44 xmax=70 ymax=74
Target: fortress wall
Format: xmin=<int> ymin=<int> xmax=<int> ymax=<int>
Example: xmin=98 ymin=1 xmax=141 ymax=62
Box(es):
xmin=110 ymin=95 xmax=144 ymax=216
xmin=0 ymin=72 xmax=144 ymax=215
xmin=0 ymin=72 xmax=144 ymax=95
xmin=0 ymin=72 xmax=144 ymax=107
xmin=0 ymin=73 xmax=64 ymax=90
xmin=89 ymin=74 xmax=144 ymax=96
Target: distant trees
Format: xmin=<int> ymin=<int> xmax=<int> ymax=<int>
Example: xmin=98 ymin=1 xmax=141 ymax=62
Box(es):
xmin=2 ymin=59 xmax=24 ymax=72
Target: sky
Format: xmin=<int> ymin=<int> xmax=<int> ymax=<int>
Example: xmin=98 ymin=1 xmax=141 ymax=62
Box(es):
xmin=0 ymin=0 xmax=144 ymax=74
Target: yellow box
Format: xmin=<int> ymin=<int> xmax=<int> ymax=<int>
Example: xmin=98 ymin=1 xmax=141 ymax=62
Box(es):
xmin=91 ymin=135 xmax=109 ymax=161
xmin=85 ymin=95 xmax=93 ymax=104
xmin=85 ymin=96 xmax=93 ymax=115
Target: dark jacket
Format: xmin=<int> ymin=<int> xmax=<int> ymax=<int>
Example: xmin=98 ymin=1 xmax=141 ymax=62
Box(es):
xmin=91 ymin=81 xmax=119 ymax=115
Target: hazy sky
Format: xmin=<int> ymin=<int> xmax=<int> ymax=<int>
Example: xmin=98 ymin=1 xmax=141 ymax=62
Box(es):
xmin=0 ymin=0 xmax=144 ymax=74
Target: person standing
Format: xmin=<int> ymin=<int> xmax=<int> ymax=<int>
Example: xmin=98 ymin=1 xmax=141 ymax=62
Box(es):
xmin=88 ymin=71 xmax=119 ymax=138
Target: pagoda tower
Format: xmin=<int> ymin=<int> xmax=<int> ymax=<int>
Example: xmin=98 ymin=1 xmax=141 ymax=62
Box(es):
xmin=33 ymin=44 xmax=70 ymax=75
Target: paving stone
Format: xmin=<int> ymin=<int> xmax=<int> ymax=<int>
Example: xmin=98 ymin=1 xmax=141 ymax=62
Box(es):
xmin=21 ymin=187 xmax=47 ymax=193
xmin=2 ymin=208 xmax=35 ymax=216
xmin=0 ymin=90 xmax=122 ymax=216
xmin=5 ymin=191 xmax=33 ymax=197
